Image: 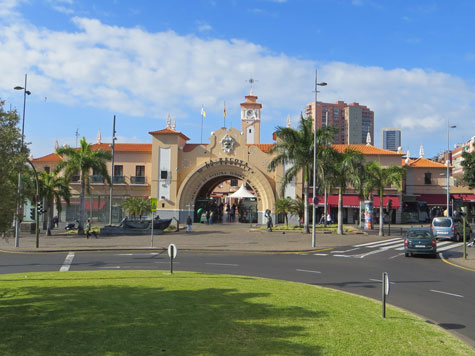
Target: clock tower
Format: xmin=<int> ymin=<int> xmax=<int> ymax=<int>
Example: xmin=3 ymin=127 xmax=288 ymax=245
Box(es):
xmin=240 ymin=89 xmax=262 ymax=144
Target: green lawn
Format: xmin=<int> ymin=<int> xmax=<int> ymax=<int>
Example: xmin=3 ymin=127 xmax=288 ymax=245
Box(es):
xmin=0 ymin=271 xmax=473 ymax=356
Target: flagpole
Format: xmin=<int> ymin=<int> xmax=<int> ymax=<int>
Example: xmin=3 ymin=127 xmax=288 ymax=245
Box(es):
xmin=201 ymin=112 xmax=203 ymax=144
xmin=224 ymin=101 xmax=226 ymax=128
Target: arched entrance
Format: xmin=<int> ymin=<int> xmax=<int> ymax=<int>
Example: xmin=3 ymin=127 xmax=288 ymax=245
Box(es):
xmin=177 ymin=159 xmax=275 ymax=224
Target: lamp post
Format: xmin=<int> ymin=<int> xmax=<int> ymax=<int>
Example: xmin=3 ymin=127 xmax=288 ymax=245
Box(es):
xmin=446 ymin=121 xmax=456 ymax=217
xmin=13 ymin=74 xmax=31 ymax=247
xmin=312 ymin=70 xmax=327 ymax=248
xmin=109 ymin=115 xmax=117 ymax=225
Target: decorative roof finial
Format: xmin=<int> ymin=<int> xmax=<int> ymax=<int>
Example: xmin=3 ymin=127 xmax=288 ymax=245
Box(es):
xmin=96 ymin=130 xmax=102 ymax=144
xmin=405 ymin=150 xmax=411 ymax=165
xmin=366 ymin=132 xmax=372 ymax=145
xmin=166 ymin=113 xmax=171 ymax=128
xmin=55 ymin=140 xmax=59 ymax=150
xmin=171 ymin=117 xmax=176 ymax=130
xmin=286 ymin=114 xmax=291 ymax=128
xmin=246 ymin=77 xmax=258 ymax=95
xmin=419 ymin=144 xmax=424 ymax=158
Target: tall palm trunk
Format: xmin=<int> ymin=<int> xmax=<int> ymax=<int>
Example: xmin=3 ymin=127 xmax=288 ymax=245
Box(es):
xmin=303 ymin=175 xmax=309 ymax=233
xmin=46 ymin=199 xmax=54 ymax=236
xmin=78 ymin=175 xmax=86 ymax=234
xmin=337 ymin=187 xmax=343 ymax=235
xmin=379 ymin=188 xmax=384 ymax=236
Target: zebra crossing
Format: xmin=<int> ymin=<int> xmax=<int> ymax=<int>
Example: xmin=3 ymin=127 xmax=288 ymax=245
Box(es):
xmin=307 ymin=237 xmax=463 ymax=259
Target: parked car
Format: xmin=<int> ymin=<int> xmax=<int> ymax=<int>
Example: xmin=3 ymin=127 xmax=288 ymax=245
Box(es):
xmin=404 ymin=228 xmax=437 ymax=258
xmin=431 ymin=216 xmax=473 ymax=242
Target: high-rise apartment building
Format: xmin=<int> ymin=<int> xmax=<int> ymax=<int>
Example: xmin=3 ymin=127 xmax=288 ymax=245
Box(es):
xmin=381 ymin=128 xmax=402 ymax=151
xmin=305 ymin=101 xmax=374 ymax=144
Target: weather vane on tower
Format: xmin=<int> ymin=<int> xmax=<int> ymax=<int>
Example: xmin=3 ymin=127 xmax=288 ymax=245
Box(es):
xmin=246 ymin=77 xmax=258 ymax=95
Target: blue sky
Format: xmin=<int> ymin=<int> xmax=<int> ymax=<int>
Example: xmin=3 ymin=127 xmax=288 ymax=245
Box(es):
xmin=1 ymin=0 xmax=474 ymax=159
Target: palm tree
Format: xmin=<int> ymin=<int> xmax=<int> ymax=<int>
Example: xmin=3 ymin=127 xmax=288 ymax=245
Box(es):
xmin=55 ymin=137 xmax=112 ymax=234
xmin=275 ymin=197 xmax=293 ymax=226
xmin=365 ymin=161 xmax=405 ymax=236
xmin=268 ymin=114 xmax=314 ymax=233
xmin=122 ymin=197 xmax=151 ymax=220
xmin=38 ymin=171 xmax=71 ymax=235
xmin=290 ymin=197 xmax=305 ymax=226
xmin=330 ymin=148 xmax=364 ymax=235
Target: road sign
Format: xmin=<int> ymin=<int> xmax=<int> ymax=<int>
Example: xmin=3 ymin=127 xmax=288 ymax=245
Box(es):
xmin=168 ymin=244 xmax=177 ymax=258
xmin=384 ymin=273 xmax=390 ymax=296
xmin=151 ymin=198 xmax=157 ymax=212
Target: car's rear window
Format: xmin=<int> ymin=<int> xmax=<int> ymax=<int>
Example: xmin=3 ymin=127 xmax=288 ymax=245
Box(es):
xmin=433 ymin=219 xmax=452 ymax=227
xmin=407 ymin=231 xmax=432 ymax=239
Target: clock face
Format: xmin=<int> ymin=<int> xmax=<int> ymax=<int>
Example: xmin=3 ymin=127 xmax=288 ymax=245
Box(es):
xmin=246 ymin=109 xmax=254 ymax=118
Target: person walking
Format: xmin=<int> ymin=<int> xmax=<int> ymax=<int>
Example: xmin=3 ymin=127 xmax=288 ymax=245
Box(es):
xmin=186 ymin=215 xmax=192 ymax=233
xmin=209 ymin=210 xmax=214 ymax=225
xmin=86 ymin=219 xmax=98 ymax=238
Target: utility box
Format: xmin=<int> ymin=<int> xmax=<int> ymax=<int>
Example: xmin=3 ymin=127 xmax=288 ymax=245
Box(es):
xmin=20 ymin=222 xmax=36 ymax=233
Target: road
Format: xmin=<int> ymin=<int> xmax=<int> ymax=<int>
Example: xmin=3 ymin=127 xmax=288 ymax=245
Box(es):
xmin=1 ymin=238 xmax=474 ymax=348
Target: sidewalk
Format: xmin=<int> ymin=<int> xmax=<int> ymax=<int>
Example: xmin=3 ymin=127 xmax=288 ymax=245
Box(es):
xmin=2 ymin=223 xmax=474 ymax=271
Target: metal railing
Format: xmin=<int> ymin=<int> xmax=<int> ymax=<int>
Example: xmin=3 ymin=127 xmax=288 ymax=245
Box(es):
xmin=91 ymin=175 xmax=104 ymax=183
xmin=130 ymin=176 xmax=146 ymax=184
xmin=112 ymin=176 xmax=125 ymax=184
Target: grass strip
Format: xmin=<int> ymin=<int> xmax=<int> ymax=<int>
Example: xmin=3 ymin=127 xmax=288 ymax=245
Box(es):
xmin=0 ymin=271 xmax=473 ymax=356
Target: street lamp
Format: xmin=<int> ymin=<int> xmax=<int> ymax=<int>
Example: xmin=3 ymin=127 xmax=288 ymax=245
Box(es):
xmin=446 ymin=121 xmax=456 ymax=216
xmin=13 ymin=74 xmax=31 ymax=247
xmin=312 ymin=69 xmax=327 ymax=248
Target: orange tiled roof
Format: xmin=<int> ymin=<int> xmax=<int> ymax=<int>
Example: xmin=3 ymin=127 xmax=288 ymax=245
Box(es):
xmin=91 ymin=143 xmax=152 ymax=152
xmin=248 ymin=144 xmax=274 ymax=153
xmin=148 ymin=128 xmax=190 ymax=141
xmin=403 ymin=157 xmax=447 ymax=168
xmin=32 ymin=153 xmax=62 ymax=162
xmin=332 ymin=144 xmax=403 ymax=155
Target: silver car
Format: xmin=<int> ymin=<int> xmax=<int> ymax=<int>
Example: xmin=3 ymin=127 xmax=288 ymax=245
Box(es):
xmin=431 ymin=217 xmax=471 ymax=242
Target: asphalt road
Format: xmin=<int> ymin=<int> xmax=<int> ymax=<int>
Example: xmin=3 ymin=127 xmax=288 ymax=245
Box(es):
xmin=1 ymin=245 xmax=474 ymax=349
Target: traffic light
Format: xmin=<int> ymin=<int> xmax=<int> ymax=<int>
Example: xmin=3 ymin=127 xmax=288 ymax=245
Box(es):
xmin=30 ymin=207 xmax=35 ymax=220
xmin=37 ymin=201 xmax=46 ymax=214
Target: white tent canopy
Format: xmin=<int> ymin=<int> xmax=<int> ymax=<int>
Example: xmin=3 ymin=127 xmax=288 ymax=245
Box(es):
xmin=228 ymin=184 xmax=255 ymax=199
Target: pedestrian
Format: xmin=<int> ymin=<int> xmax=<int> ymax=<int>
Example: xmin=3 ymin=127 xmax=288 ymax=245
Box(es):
xmin=209 ymin=210 xmax=214 ymax=225
xmin=206 ymin=210 xmax=210 ymax=224
xmin=326 ymin=213 xmax=332 ymax=225
xmin=86 ymin=219 xmax=98 ymax=238
xmin=186 ymin=215 xmax=192 ymax=232
xmin=53 ymin=216 xmax=59 ymax=228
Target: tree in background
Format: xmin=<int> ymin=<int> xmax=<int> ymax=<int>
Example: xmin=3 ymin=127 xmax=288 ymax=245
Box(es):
xmin=275 ymin=197 xmax=293 ymax=226
xmin=38 ymin=171 xmax=71 ymax=236
xmin=460 ymin=150 xmax=475 ymax=189
xmin=290 ymin=197 xmax=305 ymax=226
xmin=365 ymin=162 xmax=405 ymax=236
xmin=122 ymin=197 xmax=151 ymax=220
xmin=0 ymin=101 xmax=28 ymax=234
xmin=329 ymin=148 xmax=364 ymax=235
xmin=55 ymin=137 xmax=111 ymax=234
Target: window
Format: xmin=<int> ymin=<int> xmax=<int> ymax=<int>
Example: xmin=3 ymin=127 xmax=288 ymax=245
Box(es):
xmin=424 ymin=172 xmax=432 ymax=185
xmin=160 ymin=170 xmax=168 ymax=179
xmin=230 ymin=179 xmax=238 ymax=187
xmin=114 ymin=165 xmax=123 ymax=176
xmin=136 ymin=165 xmax=145 ymax=177
xmin=44 ymin=166 xmax=50 ymax=173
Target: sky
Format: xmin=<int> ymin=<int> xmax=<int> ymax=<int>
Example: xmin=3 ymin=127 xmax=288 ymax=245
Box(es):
xmin=1 ymin=0 xmax=474 ymax=160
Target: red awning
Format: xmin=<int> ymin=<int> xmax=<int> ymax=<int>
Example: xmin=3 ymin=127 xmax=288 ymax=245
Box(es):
xmin=309 ymin=195 xmax=400 ymax=208
xmin=373 ymin=196 xmax=401 ymax=209
xmin=452 ymin=194 xmax=475 ymax=202
xmin=416 ymin=194 xmax=447 ymax=206
xmin=69 ymin=201 xmax=107 ymax=210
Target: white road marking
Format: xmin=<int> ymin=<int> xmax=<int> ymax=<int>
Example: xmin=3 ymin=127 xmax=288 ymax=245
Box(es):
xmin=116 ymin=253 xmax=159 ymax=256
xmin=313 ymin=253 xmax=329 ymax=256
xmin=333 ymin=254 xmax=352 ymax=258
xmin=354 ymin=238 xmax=401 ymax=247
xmin=430 ymin=289 xmax=463 ymax=298
xmin=60 ymin=252 xmax=75 ymax=272
xmin=331 ymin=247 xmax=360 ymax=253
xmin=437 ymin=242 xmax=463 ymax=252
xmin=97 ymin=266 xmax=121 ymax=269
xmin=365 ymin=239 xmax=403 ymax=248
xmin=388 ymin=253 xmax=404 ymax=259
xmin=155 ymin=261 xmax=181 ymax=264
xmin=296 ymin=269 xmax=321 ymax=274
xmin=369 ymin=278 xmax=396 ymax=285
xmin=205 ymin=263 xmax=239 ymax=267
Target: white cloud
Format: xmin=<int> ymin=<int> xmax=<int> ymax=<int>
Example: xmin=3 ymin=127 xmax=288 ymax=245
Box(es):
xmin=196 ymin=21 xmax=212 ymax=33
xmin=0 ymin=10 xmax=474 ymax=158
